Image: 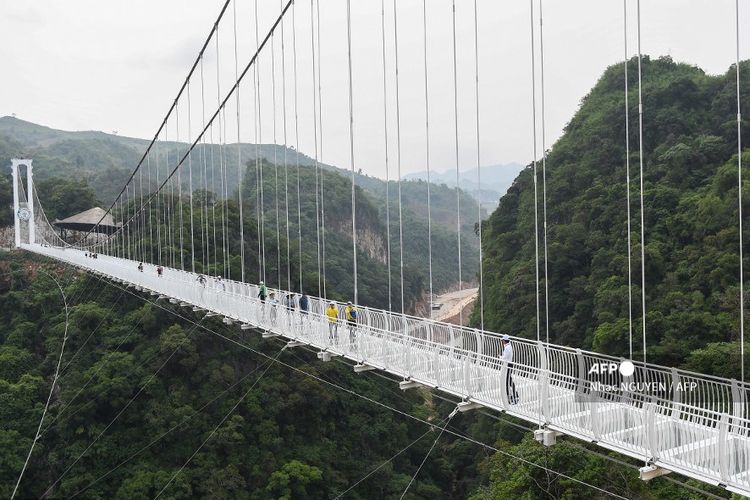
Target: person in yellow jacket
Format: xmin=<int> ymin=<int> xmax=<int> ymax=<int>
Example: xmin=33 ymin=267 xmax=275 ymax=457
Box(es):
xmin=344 ymin=301 xmax=358 ymax=343
xmin=326 ymin=302 xmax=339 ymax=343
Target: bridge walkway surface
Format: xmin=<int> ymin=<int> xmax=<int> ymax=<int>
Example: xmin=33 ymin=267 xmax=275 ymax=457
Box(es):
xmin=22 ymin=243 xmax=750 ymax=496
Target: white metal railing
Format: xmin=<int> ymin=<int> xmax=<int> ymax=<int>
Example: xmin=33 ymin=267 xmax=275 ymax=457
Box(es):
xmin=21 ymin=243 xmax=750 ymax=496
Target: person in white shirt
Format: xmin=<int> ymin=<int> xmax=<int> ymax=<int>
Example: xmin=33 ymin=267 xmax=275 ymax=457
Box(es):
xmin=501 ymin=335 xmax=519 ymax=404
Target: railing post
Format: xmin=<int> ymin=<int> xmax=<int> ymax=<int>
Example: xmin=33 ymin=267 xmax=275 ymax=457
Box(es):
xmin=670 ymin=368 xmax=681 ymax=420
xmin=472 ymin=329 xmax=482 ymax=396
xmin=731 ymin=378 xmax=744 ymax=433
xmin=404 ymin=314 xmax=411 ymax=378
xmin=718 ymin=412 xmax=730 ymax=483
xmin=538 ymin=341 xmax=550 ymax=423
xmin=463 ymin=342 xmax=470 ymax=396
xmin=645 ymin=401 xmax=659 ymax=461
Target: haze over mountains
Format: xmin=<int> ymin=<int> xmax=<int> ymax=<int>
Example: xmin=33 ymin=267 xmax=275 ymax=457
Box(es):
xmin=402 ymin=162 xmax=524 ymax=209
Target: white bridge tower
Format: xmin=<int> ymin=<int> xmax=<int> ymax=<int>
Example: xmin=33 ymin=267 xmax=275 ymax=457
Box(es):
xmin=10 ymin=158 xmax=35 ymax=247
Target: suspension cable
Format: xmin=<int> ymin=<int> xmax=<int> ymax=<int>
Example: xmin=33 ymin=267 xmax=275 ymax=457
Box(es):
xmin=272 ymin=29 xmax=282 ymax=288
xmin=624 ymin=0 xmax=634 ymax=360
xmin=200 ymin=58 xmax=208 ymax=272
xmin=346 ymin=0 xmax=359 ymax=305
xmin=382 ymin=0 xmax=393 ymax=312
xmin=255 ymin=0 xmax=267 ymax=283
xmin=393 ymin=0 xmax=405 ymax=313
xmin=473 ymin=0 xmax=484 ymax=330
xmin=423 ymin=0 xmax=433 ymax=317
xmin=335 ymin=414 xmax=453 ymax=498
xmin=636 ymin=0 xmax=647 ymax=365
xmin=11 ymin=271 xmax=69 ymax=500
xmin=539 ymin=0 xmax=549 ymax=344
xmin=40 ymin=317 xmax=207 ymax=498
xmin=310 ymin=0 xmax=322 ymax=297
xmin=281 ymin=0 xmax=292 ymax=292
xmin=215 ymin=30 xmax=229 ymax=278
xmin=529 ymin=0 xmax=541 ymax=343
xmin=68 ymin=351 xmax=273 ymax=498
xmin=317 ymin=0 xmax=328 ymax=299
xmin=188 ymin=80 xmax=196 ymax=272
xmin=176 ymin=104 xmax=185 ymax=270
xmin=292 ymin=1 xmax=303 ymax=293
xmin=154 ymin=345 xmax=288 ymax=499
xmin=452 ymin=0 xmax=464 ymax=324
xmin=233 ymin=0 xmax=245 ymax=282
xmin=735 ymin=0 xmax=745 ymax=383
xmin=399 ymin=406 xmax=460 ymax=499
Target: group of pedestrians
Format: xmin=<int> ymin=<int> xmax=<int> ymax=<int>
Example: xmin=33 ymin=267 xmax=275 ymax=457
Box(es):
xmin=256 ymin=281 xmax=313 ymax=327
xmin=125 ymin=263 xmax=519 ymax=406
xmin=325 ymin=301 xmax=357 ymax=344
xmin=256 ymin=281 xmax=360 ymax=344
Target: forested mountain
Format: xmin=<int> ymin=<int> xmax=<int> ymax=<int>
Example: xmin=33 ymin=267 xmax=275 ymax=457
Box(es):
xmin=0 ymin=246 xmax=716 ymax=499
xmin=4 ymin=55 xmax=745 ymax=499
xmin=0 ymin=117 xmax=480 ymax=304
xmin=475 ymin=56 xmax=750 ymax=375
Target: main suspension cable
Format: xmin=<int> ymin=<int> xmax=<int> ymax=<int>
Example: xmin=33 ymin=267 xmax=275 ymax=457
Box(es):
xmin=110 ymin=1 xmax=295 ymax=274
xmin=83 ymin=0 xmax=234 ymax=239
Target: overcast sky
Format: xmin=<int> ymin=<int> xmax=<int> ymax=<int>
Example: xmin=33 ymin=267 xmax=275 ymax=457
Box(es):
xmin=1 ymin=0 xmax=747 ymax=180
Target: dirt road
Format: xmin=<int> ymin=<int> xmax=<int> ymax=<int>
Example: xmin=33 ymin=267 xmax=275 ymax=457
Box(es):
xmin=432 ymin=287 xmax=479 ymax=324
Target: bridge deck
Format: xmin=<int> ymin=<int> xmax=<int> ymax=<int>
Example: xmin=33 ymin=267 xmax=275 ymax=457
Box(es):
xmin=22 ymin=243 xmax=750 ymax=496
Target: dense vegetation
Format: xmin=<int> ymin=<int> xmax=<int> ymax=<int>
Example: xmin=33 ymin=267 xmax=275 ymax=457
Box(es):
xmin=3 ymin=56 xmax=748 ymax=499
xmin=1 ymin=251 xmax=720 ymax=499
xmin=0 ymin=116 xmax=480 ymax=305
xmin=476 ymin=56 xmax=749 ymax=376
xmin=0 ymin=252 xmax=469 ymax=498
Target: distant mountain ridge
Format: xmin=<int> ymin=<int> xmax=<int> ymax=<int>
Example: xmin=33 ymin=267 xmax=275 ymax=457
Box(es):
xmin=402 ymin=162 xmax=524 ymax=207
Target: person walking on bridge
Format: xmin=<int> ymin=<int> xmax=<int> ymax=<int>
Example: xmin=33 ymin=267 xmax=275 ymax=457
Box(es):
xmin=258 ymin=281 xmax=268 ymax=303
xmin=501 ymin=335 xmax=518 ymax=405
xmin=326 ymin=302 xmax=339 ymax=344
xmin=345 ymin=301 xmax=358 ymax=344
xmin=298 ymin=293 xmax=310 ymax=330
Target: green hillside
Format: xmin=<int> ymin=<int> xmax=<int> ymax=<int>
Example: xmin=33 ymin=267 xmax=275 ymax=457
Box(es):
xmin=476 ymin=56 xmax=749 ymax=374
xmin=2 ymin=56 xmax=741 ymax=499
xmin=0 ymin=117 xmax=480 ymax=298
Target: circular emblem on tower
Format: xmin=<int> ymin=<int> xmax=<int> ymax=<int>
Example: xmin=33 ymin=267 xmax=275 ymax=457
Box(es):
xmin=17 ymin=207 xmax=31 ymax=221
